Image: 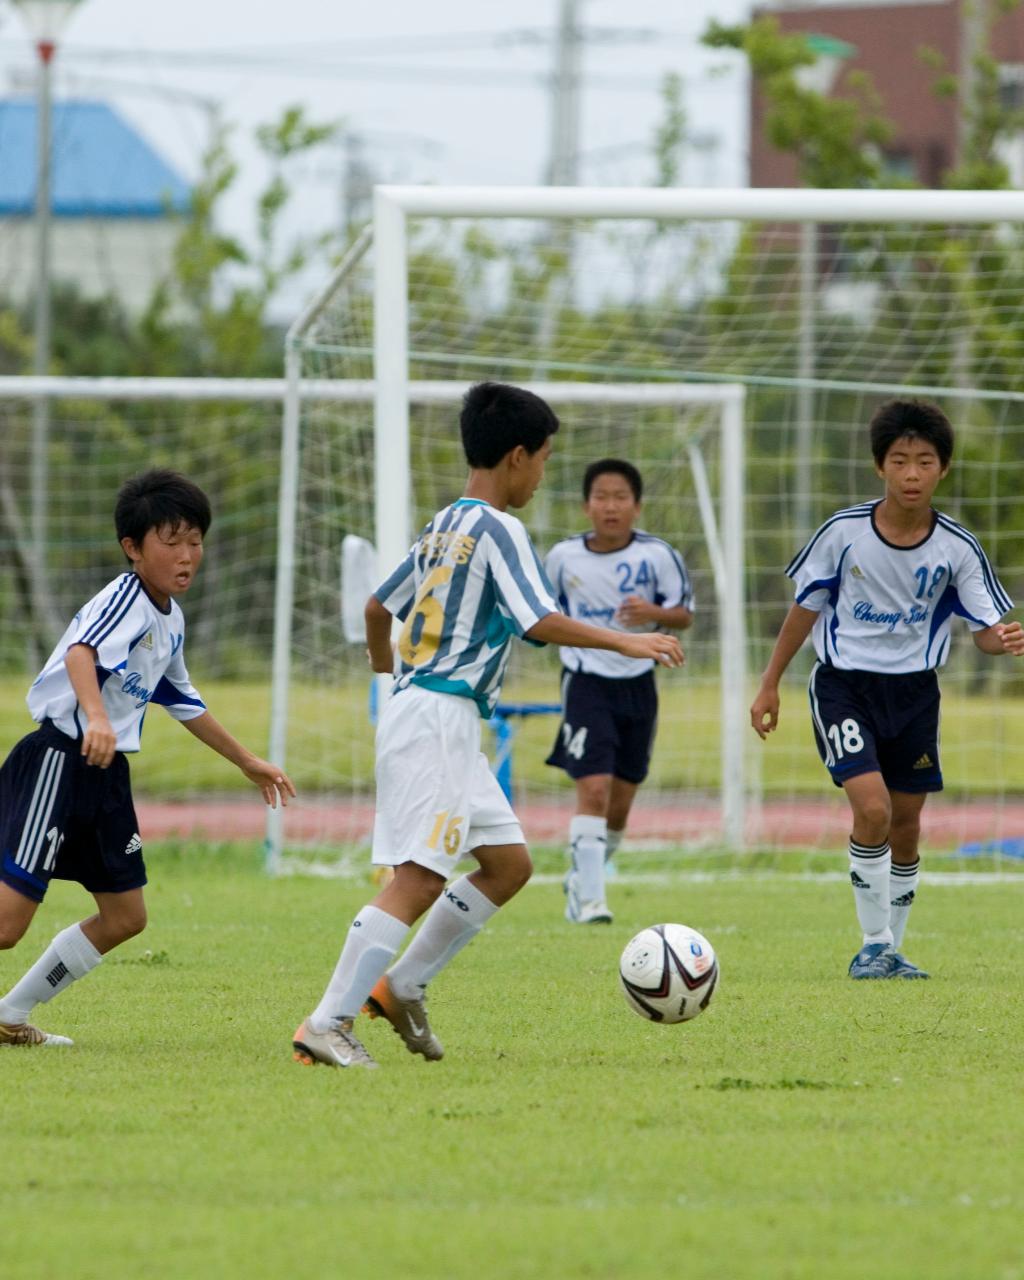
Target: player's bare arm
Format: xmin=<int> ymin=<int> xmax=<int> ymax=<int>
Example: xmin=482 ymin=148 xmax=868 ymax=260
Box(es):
xmin=365 ymin=595 xmax=396 ymax=673
xmin=180 ymin=712 xmax=295 ymax=808
xmin=750 ymin=603 xmax=819 ymax=740
xmin=973 ymin=619 xmax=1024 ymax=656
xmin=527 ymin=612 xmax=684 ymax=667
xmin=616 ymin=597 xmax=693 ymax=630
xmin=64 ymin=643 xmax=117 ymax=768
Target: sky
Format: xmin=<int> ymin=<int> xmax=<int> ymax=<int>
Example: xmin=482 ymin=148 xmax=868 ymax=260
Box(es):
xmin=0 ymin=0 xmax=754 ymax=314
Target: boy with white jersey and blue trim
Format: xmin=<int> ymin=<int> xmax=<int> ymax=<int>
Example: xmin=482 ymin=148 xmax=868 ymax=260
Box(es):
xmin=292 ymin=384 xmax=684 ymax=1069
xmin=0 ymin=470 xmax=294 ymax=1048
xmin=751 ymin=400 xmax=1023 ymax=980
xmin=545 ymin=459 xmax=693 ymax=924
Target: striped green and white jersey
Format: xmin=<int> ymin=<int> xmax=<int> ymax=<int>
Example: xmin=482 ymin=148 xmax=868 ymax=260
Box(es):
xmin=375 ymin=498 xmax=558 ymax=717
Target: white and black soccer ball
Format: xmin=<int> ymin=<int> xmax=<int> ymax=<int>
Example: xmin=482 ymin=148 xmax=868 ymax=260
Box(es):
xmin=618 ymin=923 xmax=718 ymax=1024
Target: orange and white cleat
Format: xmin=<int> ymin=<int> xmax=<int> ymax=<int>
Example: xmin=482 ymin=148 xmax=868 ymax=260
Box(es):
xmin=363 ymin=975 xmax=443 ymax=1061
xmin=291 ymin=1017 xmax=378 ymax=1068
xmin=0 ymin=1020 xmax=73 ymax=1047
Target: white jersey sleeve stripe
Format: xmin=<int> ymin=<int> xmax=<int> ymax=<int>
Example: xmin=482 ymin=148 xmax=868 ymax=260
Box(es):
xmin=786 ymin=504 xmax=875 ymax=577
xmin=79 ymin=576 xmax=142 ymax=653
xmin=935 ymin=516 xmax=1013 ymax=614
xmin=483 ymin=521 xmax=556 ymax=634
xmin=375 ymin=548 xmax=417 ymax=619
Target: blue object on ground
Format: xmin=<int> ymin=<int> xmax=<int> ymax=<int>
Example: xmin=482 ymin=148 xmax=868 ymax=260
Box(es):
xmin=957 ymin=838 xmax=1024 ymax=860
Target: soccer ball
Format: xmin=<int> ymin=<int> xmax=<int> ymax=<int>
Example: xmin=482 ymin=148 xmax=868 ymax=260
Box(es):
xmin=618 ymin=923 xmax=718 ymax=1024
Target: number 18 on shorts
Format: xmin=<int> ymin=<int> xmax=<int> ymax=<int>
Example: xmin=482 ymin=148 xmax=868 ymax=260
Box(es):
xmin=808 ymin=662 xmax=943 ymax=793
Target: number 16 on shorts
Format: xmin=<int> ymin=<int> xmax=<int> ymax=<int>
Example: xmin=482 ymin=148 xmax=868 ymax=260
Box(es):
xmin=427 ymin=810 xmax=464 ymax=856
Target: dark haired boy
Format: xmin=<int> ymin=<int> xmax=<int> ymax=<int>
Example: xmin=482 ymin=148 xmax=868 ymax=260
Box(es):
xmin=0 ymin=469 xmax=295 ymax=1047
xmin=544 ymin=459 xmax=693 ymax=923
xmin=292 ymin=385 xmax=685 ymax=1068
xmin=751 ymin=399 xmax=1023 ymax=979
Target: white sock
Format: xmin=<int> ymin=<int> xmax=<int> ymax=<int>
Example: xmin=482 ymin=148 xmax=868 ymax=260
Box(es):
xmin=849 ymin=838 xmax=894 ymax=945
xmin=387 ymin=875 xmax=498 ymax=999
xmin=0 ymin=923 xmax=102 ymax=1024
xmin=309 ymin=905 xmax=408 ymax=1030
xmin=570 ymin=815 xmax=607 ymax=903
xmin=605 ymin=828 xmax=624 ymax=865
xmin=890 ymin=858 xmax=920 ymax=950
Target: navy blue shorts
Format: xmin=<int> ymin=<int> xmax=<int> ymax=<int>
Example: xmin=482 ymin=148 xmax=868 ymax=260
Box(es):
xmin=546 ymin=669 xmax=658 ymax=784
xmin=807 ymin=663 xmax=942 ymax=793
xmin=0 ymin=722 xmax=147 ymax=904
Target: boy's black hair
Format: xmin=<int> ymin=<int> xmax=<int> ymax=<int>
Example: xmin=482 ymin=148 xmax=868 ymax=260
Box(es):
xmin=460 ymin=382 xmax=560 ymax=469
xmin=869 ymin=398 xmax=954 ymax=468
xmin=582 ymin=458 xmax=643 ymax=503
xmin=115 ymin=469 xmax=212 ymax=548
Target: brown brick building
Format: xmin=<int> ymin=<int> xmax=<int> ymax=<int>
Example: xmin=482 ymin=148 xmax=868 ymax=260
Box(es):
xmin=751 ymin=0 xmax=1024 ymax=187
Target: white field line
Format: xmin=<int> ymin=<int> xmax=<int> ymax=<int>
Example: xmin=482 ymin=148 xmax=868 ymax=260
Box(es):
xmin=275 ymin=861 xmax=1024 ymax=887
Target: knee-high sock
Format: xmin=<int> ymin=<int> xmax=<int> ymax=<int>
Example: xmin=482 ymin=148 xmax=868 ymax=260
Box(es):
xmin=571 ymin=815 xmax=607 ymax=902
xmin=309 ymin=905 xmax=408 ymax=1030
xmin=0 ymin=924 xmax=102 ymax=1024
xmin=889 ymin=858 xmax=920 ymax=950
xmin=605 ymin=827 xmax=624 ymax=865
xmin=849 ymin=838 xmax=893 ymax=945
xmin=387 ymin=876 xmax=498 ymax=999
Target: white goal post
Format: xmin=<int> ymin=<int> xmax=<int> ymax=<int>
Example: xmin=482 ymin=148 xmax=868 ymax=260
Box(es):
xmin=264 ymin=370 xmax=747 ymax=869
xmin=260 ymin=184 xmax=1024 ymax=870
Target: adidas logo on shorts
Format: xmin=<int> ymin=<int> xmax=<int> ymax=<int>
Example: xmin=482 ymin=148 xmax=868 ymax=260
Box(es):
xmin=124 ymin=833 xmax=142 ymax=857
xmin=913 ymin=753 xmax=934 ymax=769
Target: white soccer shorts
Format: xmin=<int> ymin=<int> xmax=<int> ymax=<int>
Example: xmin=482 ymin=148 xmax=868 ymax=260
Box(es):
xmin=371 ymin=685 xmax=524 ymax=878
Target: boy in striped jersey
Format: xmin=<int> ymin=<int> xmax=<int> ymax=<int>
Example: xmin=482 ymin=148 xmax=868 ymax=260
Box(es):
xmin=545 ymin=460 xmax=693 ymax=924
xmin=292 ymin=383 xmax=684 ymax=1069
xmin=0 ymin=470 xmax=294 ymax=1047
xmin=751 ymin=400 xmax=1023 ymax=979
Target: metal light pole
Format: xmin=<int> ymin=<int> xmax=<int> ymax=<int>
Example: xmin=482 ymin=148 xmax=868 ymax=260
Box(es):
xmin=13 ymin=0 xmax=84 ymax=650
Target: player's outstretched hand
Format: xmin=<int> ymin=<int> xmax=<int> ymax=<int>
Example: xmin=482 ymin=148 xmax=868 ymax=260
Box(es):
xmin=994 ymin=621 xmax=1024 ymax=656
xmin=750 ymin=685 xmax=780 ymax=740
xmin=241 ymin=758 xmax=297 ymax=808
xmin=81 ymin=716 xmax=117 ymax=768
xmin=618 ymin=632 xmax=685 ymax=667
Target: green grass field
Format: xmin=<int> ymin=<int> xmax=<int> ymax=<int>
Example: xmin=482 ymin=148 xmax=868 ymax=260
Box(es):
xmin=4 ymin=674 xmax=1024 ymax=798
xmin=3 ymin=844 xmax=1023 ymax=1280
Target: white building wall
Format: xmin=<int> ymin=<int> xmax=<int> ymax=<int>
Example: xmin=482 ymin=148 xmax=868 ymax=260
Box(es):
xmin=0 ymin=217 xmax=181 ymax=315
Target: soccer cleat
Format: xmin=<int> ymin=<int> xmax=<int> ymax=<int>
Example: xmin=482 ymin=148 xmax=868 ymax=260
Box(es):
xmin=292 ymin=1017 xmax=378 ymax=1069
xmin=848 ymin=941 xmax=898 ymax=979
xmin=890 ymin=951 xmax=930 ymax=979
xmin=0 ymin=1020 xmax=73 ymax=1047
xmin=363 ymin=976 xmax=443 ymax=1061
xmin=577 ymin=899 xmax=614 ymax=925
xmin=563 ymin=871 xmax=612 ymax=924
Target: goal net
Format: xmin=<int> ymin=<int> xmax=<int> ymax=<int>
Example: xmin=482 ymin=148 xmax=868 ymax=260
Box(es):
xmin=268 ymin=187 xmax=1024 ymax=869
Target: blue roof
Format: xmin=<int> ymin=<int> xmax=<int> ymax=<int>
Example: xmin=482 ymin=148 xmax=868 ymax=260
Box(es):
xmin=0 ymin=99 xmax=190 ymax=218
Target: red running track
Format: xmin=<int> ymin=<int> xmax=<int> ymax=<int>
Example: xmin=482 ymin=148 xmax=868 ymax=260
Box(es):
xmin=136 ymin=794 xmax=1024 ymax=851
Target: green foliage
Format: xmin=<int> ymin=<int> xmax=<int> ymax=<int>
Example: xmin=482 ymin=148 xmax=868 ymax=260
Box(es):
xmin=2 ymin=858 xmax=1022 ymax=1278
xmin=704 ymin=17 xmax=891 ymax=188
xmin=652 ymin=71 xmax=687 ymax=189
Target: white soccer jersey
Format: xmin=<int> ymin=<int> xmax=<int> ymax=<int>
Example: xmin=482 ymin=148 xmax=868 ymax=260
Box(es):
xmin=787 ymin=501 xmax=1013 ymax=673
xmin=28 ymin=572 xmax=207 ymax=751
xmin=375 ymin=498 xmax=559 ymax=717
xmin=545 ymin=530 xmax=694 ymax=678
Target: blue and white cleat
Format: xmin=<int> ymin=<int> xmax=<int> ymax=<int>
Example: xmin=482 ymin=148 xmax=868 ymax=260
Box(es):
xmin=890 ymin=951 xmax=930 ymax=979
xmin=848 ymin=941 xmax=898 ymax=979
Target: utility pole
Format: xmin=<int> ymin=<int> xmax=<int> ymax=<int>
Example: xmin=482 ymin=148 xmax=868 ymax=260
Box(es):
xmin=958 ymin=0 xmax=987 ymax=166
xmin=546 ymin=0 xmax=582 ymax=186
xmin=535 ymin=0 xmax=584 ymax=379
xmin=13 ymin=0 xmax=83 ymax=658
